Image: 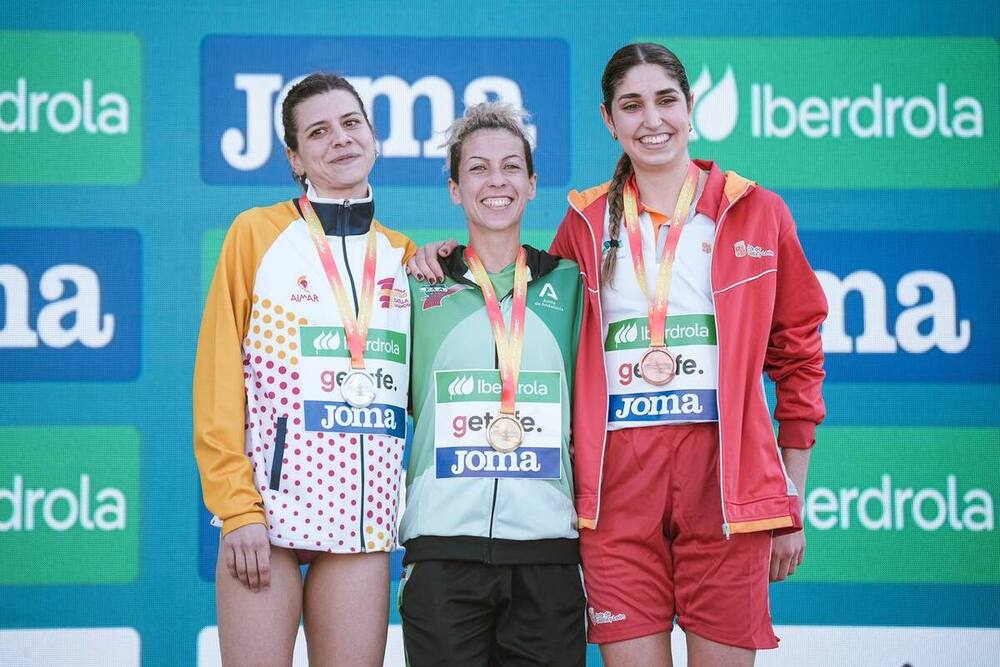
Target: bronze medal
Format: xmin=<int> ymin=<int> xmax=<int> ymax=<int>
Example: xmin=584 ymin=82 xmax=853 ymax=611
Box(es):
xmin=639 ymin=347 xmax=676 ymax=386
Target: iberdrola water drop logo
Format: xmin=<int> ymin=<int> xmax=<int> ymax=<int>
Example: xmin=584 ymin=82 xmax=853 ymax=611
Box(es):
xmin=448 ymin=375 xmax=474 ymax=398
xmin=690 ymin=65 xmax=738 ymax=142
xmin=614 ymin=321 xmax=639 ymax=347
xmin=312 ymin=330 xmax=342 ymax=353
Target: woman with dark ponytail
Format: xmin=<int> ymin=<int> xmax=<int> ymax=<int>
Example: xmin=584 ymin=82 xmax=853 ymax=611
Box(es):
xmin=407 ymin=42 xmax=827 ymax=666
xmin=195 ymin=72 xmax=415 ymax=666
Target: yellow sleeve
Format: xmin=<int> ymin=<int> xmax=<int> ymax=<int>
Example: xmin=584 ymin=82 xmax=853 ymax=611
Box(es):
xmin=374 ymin=220 xmax=417 ymax=264
xmin=193 ymin=210 xmax=269 ymax=535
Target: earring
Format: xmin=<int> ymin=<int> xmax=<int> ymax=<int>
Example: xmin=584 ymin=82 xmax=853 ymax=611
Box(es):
xmin=612 ymin=131 xmax=618 ymax=141
xmin=689 ymin=123 xmax=693 ymax=132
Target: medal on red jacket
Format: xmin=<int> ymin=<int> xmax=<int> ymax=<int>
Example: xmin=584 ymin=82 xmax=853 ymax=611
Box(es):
xmin=622 ymin=163 xmax=700 ymax=387
xmin=465 ymin=246 xmax=528 ymax=453
xmin=300 ymin=195 xmax=379 ymax=407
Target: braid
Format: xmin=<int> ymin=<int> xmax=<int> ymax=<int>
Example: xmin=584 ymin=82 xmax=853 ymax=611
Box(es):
xmin=601 ymin=153 xmax=633 ymax=287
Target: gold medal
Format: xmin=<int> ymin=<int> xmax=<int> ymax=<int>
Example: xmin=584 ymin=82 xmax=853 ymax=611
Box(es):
xmin=487 ymin=413 xmax=524 ymax=453
xmin=465 ymin=247 xmax=530 ymax=454
xmin=639 ymin=346 xmax=676 ymax=386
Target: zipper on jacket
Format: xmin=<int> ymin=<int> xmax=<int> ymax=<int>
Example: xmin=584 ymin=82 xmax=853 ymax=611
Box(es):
xmin=710 ymin=182 xmax=754 ymax=539
xmin=268 ymin=416 xmax=289 ymax=491
xmin=486 ymin=286 xmax=514 ymax=562
xmin=335 ymin=200 xmax=367 ymax=552
xmin=567 ymin=198 xmax=611 ymax=527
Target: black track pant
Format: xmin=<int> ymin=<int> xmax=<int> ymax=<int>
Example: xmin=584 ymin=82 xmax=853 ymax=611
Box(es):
xmin=400 ymin=560 xmax=586 ymax=667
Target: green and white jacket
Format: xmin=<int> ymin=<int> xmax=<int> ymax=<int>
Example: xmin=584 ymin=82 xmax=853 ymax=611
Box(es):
xmin=400 ymin=245 xmax=584 ymax=565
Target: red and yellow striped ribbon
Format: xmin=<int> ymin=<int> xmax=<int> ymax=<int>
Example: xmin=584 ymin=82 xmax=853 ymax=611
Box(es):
xmin=622 ymin=162 xmax=700 ymax=348
xmin=465 ymin=246 xmax=528 ymax=415
xmin=299 ymin=195 xmax=377 ymax=370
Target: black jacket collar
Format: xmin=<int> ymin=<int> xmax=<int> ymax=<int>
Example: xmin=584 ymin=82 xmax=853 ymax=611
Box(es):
xmin=442 ymin=244 xmax=561 ymax=286
xmin=293 ymin=197 xmax=375 ymax=236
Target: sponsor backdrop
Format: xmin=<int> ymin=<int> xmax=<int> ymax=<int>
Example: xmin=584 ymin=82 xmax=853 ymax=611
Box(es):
xmin=1 ymin=1 xmax=998 ymax=664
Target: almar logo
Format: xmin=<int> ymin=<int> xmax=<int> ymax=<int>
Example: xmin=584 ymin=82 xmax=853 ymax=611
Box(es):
xmin=201 ymin=36 xmax=569 ymax=186
xmin=291 ymin=276 xmax=319 ymax=303
xmin=0 ymin=31 xmax=142 ymax=184
xmin=650 ymin=38 xmax=999 ymax=188
xmin=0 ymin=427 xmax=140 ymax=584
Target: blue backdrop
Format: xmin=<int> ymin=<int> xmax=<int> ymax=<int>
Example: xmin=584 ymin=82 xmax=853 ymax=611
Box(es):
xmin=1 ymin=1 xmax=998 ymax=665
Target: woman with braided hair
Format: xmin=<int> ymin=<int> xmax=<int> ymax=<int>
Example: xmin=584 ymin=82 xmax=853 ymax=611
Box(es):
xmin=407 ymin=42 xmax=827 ymax=666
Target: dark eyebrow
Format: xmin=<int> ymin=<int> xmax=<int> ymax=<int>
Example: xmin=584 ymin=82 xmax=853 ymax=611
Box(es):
xmin=617 ymin=88 xmax=677 ymax=102
xmin=466 ymin=154 xmax=524 ymax=162
xmin=303 ymin=119 xmax=328 ymax=132
xmin=303 ymin=111 xmax=361 ymax=133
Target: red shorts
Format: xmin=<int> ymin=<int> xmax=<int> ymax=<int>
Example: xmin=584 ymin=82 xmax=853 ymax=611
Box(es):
xmin=580 ymin=423 xmax=778 ymax=650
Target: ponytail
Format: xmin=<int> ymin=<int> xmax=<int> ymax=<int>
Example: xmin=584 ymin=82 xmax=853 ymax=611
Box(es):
xmin=601 ymin=153 xmax=633 ymax=287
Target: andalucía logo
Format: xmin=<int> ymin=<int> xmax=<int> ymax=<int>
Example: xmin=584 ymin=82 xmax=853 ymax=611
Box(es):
xmin=201 ymin=36 xmax=569 ymax=186
xmin=799 ymin=427 xmax=998 ymax=585
xmin=645 ymin=37 xmax=999 ymax=188
xmin=0 ymin=229 xmax=141 ymax=381
xmin=0 ymin=427 xmax=140 ymax=584
xmin=0 ymin=31 xmax=142 ymax=184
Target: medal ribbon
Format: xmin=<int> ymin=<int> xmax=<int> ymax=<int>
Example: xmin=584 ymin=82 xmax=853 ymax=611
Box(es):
xmin=622 ymin=162 xmax=700 ymax=348
xmin=465 ymin=246 xmax=528 ymax=416
xmin=299 ymin=195 xmax=377 ymax=370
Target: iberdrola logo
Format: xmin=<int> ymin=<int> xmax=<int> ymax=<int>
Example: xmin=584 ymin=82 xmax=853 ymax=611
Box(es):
xmin=448 ymin=375 xmax=474 ymax=398
xmin=690 ymin=65 xmax=739 ymax=142
xmin=614 ymin=321 xmax=640 ymax=347
xmin=312 ymin=330 xmax=342 ymax=353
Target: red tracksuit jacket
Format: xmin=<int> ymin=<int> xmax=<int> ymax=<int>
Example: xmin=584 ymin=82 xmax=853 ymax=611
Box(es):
xmin=550 ymin=160 xmax=827 ymax=536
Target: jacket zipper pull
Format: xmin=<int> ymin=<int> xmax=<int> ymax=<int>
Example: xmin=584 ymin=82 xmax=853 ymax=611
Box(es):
xmin=721 ymin=523 xmax=731 ymax=540
xmin=339 ymin=201 xmax=351 ymax=235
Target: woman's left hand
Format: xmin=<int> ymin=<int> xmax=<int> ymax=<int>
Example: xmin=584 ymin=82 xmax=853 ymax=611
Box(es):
xmin=769 ymin=531 xmax=805 ymax=582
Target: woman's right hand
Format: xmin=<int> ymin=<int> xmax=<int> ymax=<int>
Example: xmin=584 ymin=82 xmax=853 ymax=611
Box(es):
xmin=221 ymin=523 xmax=271 ymax=593
xmin=405 ymin=239 xmax=459 ymax=283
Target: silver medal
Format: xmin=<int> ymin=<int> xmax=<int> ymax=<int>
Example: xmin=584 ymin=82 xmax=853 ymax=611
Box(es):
xmin=342 ymin=369 xmax=377 ymax=408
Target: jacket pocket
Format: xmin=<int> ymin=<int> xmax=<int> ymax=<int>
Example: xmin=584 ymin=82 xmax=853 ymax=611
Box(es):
xmin=268 ymin=416 xmax=288 ymax=491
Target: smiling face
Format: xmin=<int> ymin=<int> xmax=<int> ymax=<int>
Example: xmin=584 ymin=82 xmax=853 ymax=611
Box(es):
xmin=285 ymin=89 xmax=376 ymax=199
xmin=601 ymin=62 xmax=693 ymax=176
xmin=449 ymin=128 xmax=537 ymax=235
